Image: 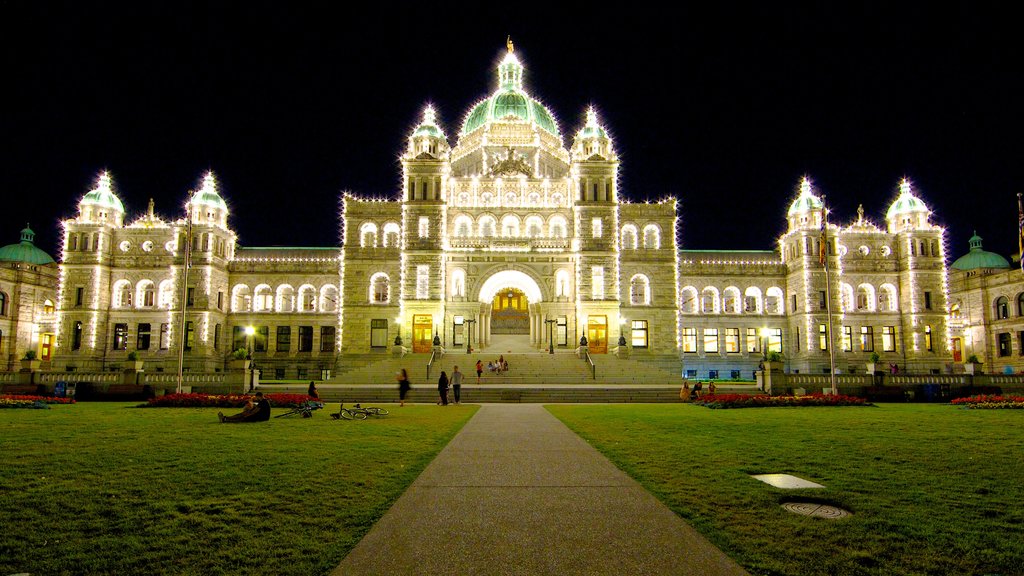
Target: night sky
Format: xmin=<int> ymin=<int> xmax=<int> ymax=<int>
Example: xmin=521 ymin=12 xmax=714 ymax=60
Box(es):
xmin=3 ymin=2 xmax=1021 ymax=261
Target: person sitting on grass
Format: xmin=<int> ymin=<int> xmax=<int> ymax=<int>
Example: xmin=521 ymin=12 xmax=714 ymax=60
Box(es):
xmin=219 ymin=392 xmax=271 ymax=423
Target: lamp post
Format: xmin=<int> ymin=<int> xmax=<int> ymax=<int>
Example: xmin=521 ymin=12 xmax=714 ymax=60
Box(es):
xmin=545 ymin=319 xmax=556 ymax=354
xmin=244 ymin=326 xmax=255 ymax=391
xmin=465 ymin=319 xmax=476 ymax=353
xmin=760 ymin=326 xmax=771 ymax=361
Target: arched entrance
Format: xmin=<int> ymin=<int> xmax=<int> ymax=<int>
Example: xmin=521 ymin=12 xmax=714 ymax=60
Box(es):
xmin=477 ymin=270 xmax=544 ymax=350
xmin=491 ymin=288 xmax=529 ymax=334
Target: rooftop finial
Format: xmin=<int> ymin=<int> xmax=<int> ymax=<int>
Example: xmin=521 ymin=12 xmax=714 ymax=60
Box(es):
xmin=423 ymin=104 xmax=436 ymax=126
xmin=800 ymin=176 xmax=812 ymax=196
xmin=507 ymin=35 xmax=514 ymax=53
xmin=147 ymin=198 xmax=155 ymax=218
xmin=899 ymin=177 xmax=911 ymax=195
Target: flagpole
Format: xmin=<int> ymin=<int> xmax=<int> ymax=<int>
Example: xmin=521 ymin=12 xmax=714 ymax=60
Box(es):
xmin=176 ymin=200 xmax=193 ymax=395
xmin=1017 ymin=192 xmax=1023 ymax=272
xmin=821 ymin=197 xmax=838 ymax=395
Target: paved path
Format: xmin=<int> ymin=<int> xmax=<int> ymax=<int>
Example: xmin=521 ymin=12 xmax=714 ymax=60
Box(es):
xmin=332 ymin=404 xmax=749 ymax=575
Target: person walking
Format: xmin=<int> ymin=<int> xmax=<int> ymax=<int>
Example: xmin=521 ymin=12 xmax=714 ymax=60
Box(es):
xmin=475 ymin=359 xmax=483 ymax=384
xmin=437 ymin=371 xmax=450 ymax=406
xmin=451 ymin=365 xmax=464 ymax=405
xmin=396 ymin=368 xmax=411 ymax=407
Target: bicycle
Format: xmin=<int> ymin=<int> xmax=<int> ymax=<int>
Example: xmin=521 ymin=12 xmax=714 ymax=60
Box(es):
xmin=330 ymin=403 xmax=368 ymax=420
xmin=274 ymin=400 xmax=325 ymax=418
xmin=352 ymin=403 xmax=389 ymax=417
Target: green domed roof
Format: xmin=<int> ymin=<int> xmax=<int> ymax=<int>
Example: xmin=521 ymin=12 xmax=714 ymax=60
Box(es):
xmin=190 ymin=172 xmax=228 ymax=211
xmin=411 ymin=106 xmax=447 ymax=140
xmin=80 ymin=172 xmax=125 ymax=213
xmin=886 ymin=179 xmax=929 ymax=220
xmin=0 ymin=225 xmax=55 ymax=265
xmin=460 ymin=48 xmax=559 ymax=137
xmin=951 ymin=233 xmax=1010 ymax=271
xmin=575 ymin=107 xmax=609 ymax=140
xmin=787 ymin=178 xmax=824 ymax=216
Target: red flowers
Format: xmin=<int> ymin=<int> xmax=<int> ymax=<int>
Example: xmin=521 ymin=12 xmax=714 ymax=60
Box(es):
xmin=693 ymin=393 xmax=869 ymax=409
xmin=0 ymin=394 xmax=76 ymax=405
xmin=951 ymin=394 xmax=1024 ymax=409
xmin=145 ymin=393 xmax=314 ymax=408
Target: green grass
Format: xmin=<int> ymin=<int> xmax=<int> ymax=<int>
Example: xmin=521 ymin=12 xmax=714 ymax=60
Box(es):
xmin=0 ymin=402 xmax=477 ymax=575
xmin=547 ymin=404 xmax=1024 ymax=576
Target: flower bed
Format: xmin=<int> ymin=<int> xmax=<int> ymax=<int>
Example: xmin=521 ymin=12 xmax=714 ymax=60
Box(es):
xmin=144 ymin=392 xmax=314 ymax=408
xmin=0 ymin=395 xmax=76 ymax=408
xmin=693 ymin=393 xmax=870 ymax=409
xmin=951 ymin=394 xmax=1024 ymax=409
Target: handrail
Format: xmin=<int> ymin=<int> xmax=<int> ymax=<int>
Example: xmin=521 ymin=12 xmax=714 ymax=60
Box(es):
xmin=426 ymin=348 xmax=438 ymax=380
xmin=583 ymin=349 xmax=596 ymax=380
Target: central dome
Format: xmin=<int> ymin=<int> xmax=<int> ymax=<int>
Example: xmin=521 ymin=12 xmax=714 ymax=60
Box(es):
xmin=460 ymin=48 xmax=559 ymax=137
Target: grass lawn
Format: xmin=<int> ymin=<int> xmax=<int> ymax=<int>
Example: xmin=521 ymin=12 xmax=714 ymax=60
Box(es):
xmin=0 ymin=402 xmax=477 ymax=575
xmin=547 ymin=403 xmax=1024 ymax=576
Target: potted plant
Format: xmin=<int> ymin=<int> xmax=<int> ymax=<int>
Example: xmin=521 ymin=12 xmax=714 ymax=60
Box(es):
xmin=230 ymin=348 xmax=251 ymax=370
xmin=20 ymin=350 xmax=41 ymax=372
xmin=866 ymin=351 xmax=881 ymax=374
xmin=125 ymin=350 xmax=144 ymax=371
xmin=965 ymin=354 xmax=982 ymax=375
xmin=763 ymin=350 xmax=783 ymax=371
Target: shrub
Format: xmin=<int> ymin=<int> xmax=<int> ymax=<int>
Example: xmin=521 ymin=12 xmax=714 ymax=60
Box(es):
xmin=693 ymin=393 xmax=869 ymax=409
xmin=232 ymin=348 xmax=248 ymax=360
xmin=23 ymin=350 xmax=37 ymax=361
xmin=127 ymin=351 xmax=140 ymax=361
xmin=951 ymin=394 xmax=1024 ymax=409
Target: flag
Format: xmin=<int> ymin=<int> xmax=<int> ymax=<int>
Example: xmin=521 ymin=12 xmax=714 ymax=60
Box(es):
xmin=819 ymin=220 xmax=827 ymax=267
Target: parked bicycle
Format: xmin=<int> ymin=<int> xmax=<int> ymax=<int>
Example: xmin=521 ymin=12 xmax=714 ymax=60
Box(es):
xmin=274 ymin=400 xmax=325 ymax=418
xmin=353 ymin=403 xmax=389 ymax=417
xmin=330 ymin=403 xmax=367 ymax=420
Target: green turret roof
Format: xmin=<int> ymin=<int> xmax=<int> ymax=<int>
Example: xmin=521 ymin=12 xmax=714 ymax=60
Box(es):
xmin=80 ymin=172 xmax=125 ymax=213
xmin=0 ymin=225 xmax=55 ymax=265
xmin=951 ymin=232 xmax=1010 ymax=271
xmin=886 ymin=179 xmax=929 ymax=220
xmin=190 ymin=172 xmax=228 ymax=211
xmin=411 ymin=106 xmax=447 ymax=140
xmin=787 ymin=177 xmax=824 ymax=216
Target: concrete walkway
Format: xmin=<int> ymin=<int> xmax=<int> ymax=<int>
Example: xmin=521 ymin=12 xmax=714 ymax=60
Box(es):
xmin=332 ymin=404 xmax=749 ymax=575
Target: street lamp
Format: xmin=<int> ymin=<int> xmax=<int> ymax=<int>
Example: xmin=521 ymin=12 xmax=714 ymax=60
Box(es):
xmin=244 ymin=326 xmax=256 ymax=391
xmin=760 ymin=326 xmax=771 ymax=361
xmin=465 ymin=319 xmax=476 ymax=353
xmin=545 ymin=318 xmax=556 ymax=354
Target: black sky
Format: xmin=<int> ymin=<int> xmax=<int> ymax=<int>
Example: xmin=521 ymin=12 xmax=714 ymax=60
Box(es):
xmin=3 ymin=2 xmax=1021 ymax=260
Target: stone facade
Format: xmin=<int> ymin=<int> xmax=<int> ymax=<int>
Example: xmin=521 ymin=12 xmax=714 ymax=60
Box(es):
xmin=0 ymin=258 xmax=58 ymax=371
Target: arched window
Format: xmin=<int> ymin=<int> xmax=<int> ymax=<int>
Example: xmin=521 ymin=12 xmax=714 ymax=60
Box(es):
xmin=232 ymin=285 xmax=252 ymax=312
xmin=1017 ymin=293 xmax=1024 ymax=316
xmin=298 ymin=284 xmax=317 ymax=312
xmin=630 ymin=275 xmax=650 ymax=305
xmin=276 ymin=285 xmax=295 ymax=313
xmin=621 ymin=225 xmax=638 ymax=250
xmin=159 ymin=280 xmax=176 ymax=309
xmin=113 ymin=280 xmax=133 ymax=308
xmin=319 ymin=285 xmax=339 ymax=313
xmin=996 ymin=296 xmax=1009 ymax=320
xmin=43 ymin=299 xmax=55 ymax=314
xmin=878 ymin=284 xmax=898 ymax=312
xmin=370 ymin=273 xmax=390 ymax=303
xmin=556 ymin=270 xmax=570 ymax=297
xmin=136 ymin=281 xmax=156 ymax=308
xmin=643 ymin=225 xmax=661 ymax=250
xmin=839 ymin=283 xmax=854 ymax=313
xmin=479 ymin=215 xmax=497 ymax=238
xmin=702 ymin=287 xmax=720 ymax=314
xmin=382 ymin=223 xmax=401 ymax=248
xmin=680 ymin=286 xmax=698 ymax=314
xmin=501 ymin=214 xmax=520 ymax=237
xmin=0 ymin=291 xmax=6 ymax=316
xmin=549 ymin=215 xmax=567 ymax=238
xmin=453 ymin=215 xmax=473 ymax=237
xmin=765 ymin=287 xmax=784 ymax=314
xmin=857 ymin=284 xmax=876 ymax=311
xmin=254 ymin=285 xmax=274 ymax=312
xmin=722 ymin=287 xmax=741 ymax=314
xmin=744 ymin=286 xmax=762 ymax=313
xmin=525 ymin=216 xmax=543 ymax=238
xmin=360 ymin=222 xmax=378 ymax=248
xmin=451 ymin=269 xmax=465 ymax=298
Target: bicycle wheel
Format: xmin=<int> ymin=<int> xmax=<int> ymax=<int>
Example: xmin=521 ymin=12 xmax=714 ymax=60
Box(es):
xmin=274 ymin=408 xmax=300 ymax=418
xmin=350 ymin=409 xmax=368 ymax=420
xmin=370 ymin=407 xmax=389 ymax=416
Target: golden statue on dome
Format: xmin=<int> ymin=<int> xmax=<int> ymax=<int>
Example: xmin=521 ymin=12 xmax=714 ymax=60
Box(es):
xmin=507 ymin=36 xmax=514 ymax=53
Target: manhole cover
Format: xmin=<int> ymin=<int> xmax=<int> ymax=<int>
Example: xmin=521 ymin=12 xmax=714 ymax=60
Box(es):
xmin=782 ymin=502 xmax=851 ymax=519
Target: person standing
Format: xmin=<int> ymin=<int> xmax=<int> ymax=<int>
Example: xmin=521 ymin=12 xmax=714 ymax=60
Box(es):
xmin=437 ymin=371 xmax=450 ymax=406
xmin=397 ymin=368 xmax=411 ymax=407
xmin=476 ymin=359 xmax=483 ymax=384
xmin=451 ymin=365 xmax=464 ymax=405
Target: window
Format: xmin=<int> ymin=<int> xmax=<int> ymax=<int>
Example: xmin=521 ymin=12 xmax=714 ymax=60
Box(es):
xmin=254 ymin=286 xmax=273 ymax=312
xmin=819 ymin=291 xmax=827 ymax=310
xmin=160 ymin=323 xmax=170 ymax=350
xmin=682 ymin=327 xmax=697 ymax=352
xmin=370 ymin=319 xmax=388 ymax=348
xmin=591 ymin=267 xmax=604 ymax=299
xmin=112 ymin=324 xmax=128 ymax=350
xmin=996 ymin=297 xmax=1009 ymax=319
xmin=276 ymin=326 xmax=291 ymax=352
xmin=629 ymin=275 xmax=649 ymax=305
xmin=1018 ymin=294 xmax=1024 ymax=317
xmin=298 ymin=326 xmax=313 ymax=352
xmin=217 ymin=291 xmax=224 ymax=310
xmin=922 ymin=325 xmax=932 ymax=352
xmin=137 ymin=323 xmax=151 ymax=350
xmin=631 ymin=320 xmax=648 ymax=348
xmin=924 ymin=291 xmax=933 ymax=311
xmin=232 ymin=326 xmax=246 ymax=352
xmin=766 ymin=328 xmax=782 ymax=353
xmin=842 ymin=326 xmax=852 ymax=352
xmin=819 ymin=324 xmax=828 ymax=350
xmin=416 ymin=266 xmax=429 ymax=299
xmin=791 ymin=294 xmax=797 ymax=313
xmin=704 ymin=328 xmax=719 ymax=353
xmin=643 ymin=225 xmax=659 ymax=249
xmin=882 ymin=326 xmax=896 ymax=352
xmin=72 ymin=321 xmax=83 ymax=350
xmin=76 ymin=287 xmax=84 ymax=307
xmin=591 ymin=218 xmax=602 ymax=239
xmin=860 ymin=326 xmax=874 ymax=352
xmin=321 ymin=326 xmax=336 ymax=352
xmin=996 ymin=331 xmax=1010 ymax=356
xmin=725 ymin=328 xmax=740 ymax=353
xmin=185 ymin=321 xmax=195 ymax=351
xmin=371 ymin=274 xmax=390 ymax=303
xmin=360 ymin=222 xmax=378 ymax=247
xmin=418 ymin=217 xmax=429 ymax=239
xmin=255 ymin=326 xmax=269 ymax=352
xmin=186 ymin=287 xmax=195 ymax=307
xmin=621 ymin=226 xmax=637 ymax=250
xmin=746 ymin=328 xmax=759 ymax=353
xmin=142 ymin=283 xmax=155 ymax=307
xmin=0 ymin=292 xmax=5 ymax=316
xmin=213 ymin=324 xmax=221 ymax=351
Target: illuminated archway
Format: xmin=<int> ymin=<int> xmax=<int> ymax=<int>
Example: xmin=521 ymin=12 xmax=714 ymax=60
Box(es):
xmin=477 ymin=270 xmax=544 ymax=304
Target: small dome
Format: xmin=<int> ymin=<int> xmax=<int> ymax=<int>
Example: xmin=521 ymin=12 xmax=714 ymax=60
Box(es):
xmin=411 ymin=106 xmax=447 ymax=140
xmin=787 ymin=177 xmax=824 ymax=216
xmin=190 ymin=172 xmax=228 ymax=212
xmin=575 ymin=107 xmax=609 ymax=141
xmin=80 ymin=172 xmax=125 ymax=213
xmin=951 ymin=232 xmax=1011 ymax=271
xmin=0 ymin=224 xmax=55 ymax=265
xmin=886 ymin=179 xmax=930 ymax=220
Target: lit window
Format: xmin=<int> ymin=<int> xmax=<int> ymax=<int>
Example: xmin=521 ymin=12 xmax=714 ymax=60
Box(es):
xmin=418 ymin=217 xmax=429 ymax=239
xmin=643 ymin=225 xmax=659 ymax=249
xmin=371 ymin=274 xmax=390 ymax=303
xmin=882 ymin=326 xmax=896 ymax=352
xmin=591 ymin=266 xmax=604 ymax=300
xmin=631 ymin=320 xmax=648 ymax=348
xmin=704 ymin=328 xmax=719 ymax=353
xmin=629 ymin=275 xmax=650 ymax=305
xmin=681 ymin=327 xmax=697 ymax=352
xmin=725 ymin=328 xmax=740 ymax=353
xmin=416 ymin=266 xmax=430 ymax=299
xmin=592 ymin=218 xmax=602 ymax=239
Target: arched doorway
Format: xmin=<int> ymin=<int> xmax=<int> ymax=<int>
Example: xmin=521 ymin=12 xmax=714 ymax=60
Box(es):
xmin=477 ymin=270 xmax=544 ymax=350
xmin=491 ymin=288 xmax=529 ymax=334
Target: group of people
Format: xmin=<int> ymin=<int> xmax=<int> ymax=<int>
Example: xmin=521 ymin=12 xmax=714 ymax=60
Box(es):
xmin=679 ymin=381 xmax=716 ymax=402
xmin=473 ymin=356 xmax=508 ymax=381
xmin=435 ymin=366 xmax=465 ymax=405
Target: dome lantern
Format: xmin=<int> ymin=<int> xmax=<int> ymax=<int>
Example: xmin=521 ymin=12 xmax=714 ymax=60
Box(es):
xmin=571 ymin=107 xmax=615 ymax=161
xmin=786 ymin=176 xmax=825 ymax=231
xmin=188 ymin=171 xmax=229 ymax=228
xmin=885 ymin=178 xmax=931 ymax=231
xmin=78 ymin=171 xmax=126 ymax=226
xmin=408 ymin=105 xmax=449 ymax=159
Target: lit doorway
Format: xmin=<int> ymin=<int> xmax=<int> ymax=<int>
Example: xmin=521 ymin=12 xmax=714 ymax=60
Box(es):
xmin=491 ymin=288 xmax=529 ymax=334
xmin=587 ymin=315 xmax=608 ymax=354
xmin=412 ymin=315 xmax=433 ymax=353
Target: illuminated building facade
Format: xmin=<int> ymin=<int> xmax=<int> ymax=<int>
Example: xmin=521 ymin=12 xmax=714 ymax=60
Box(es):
xmin=0 ymin=226 xmax=58 ymax=371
